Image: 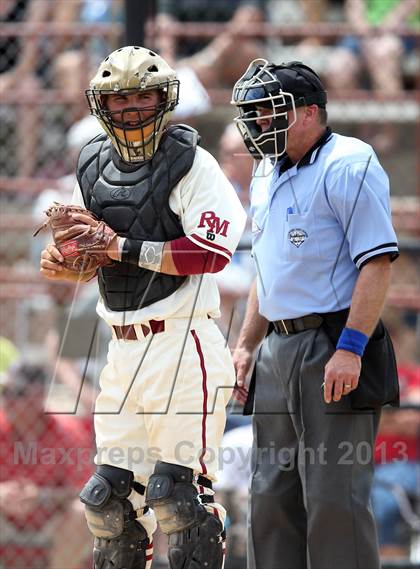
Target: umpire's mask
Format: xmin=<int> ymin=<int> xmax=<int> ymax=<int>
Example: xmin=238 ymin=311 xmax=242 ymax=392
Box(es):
xmin=231 ymin=59 xmax=327 ymax=163
xmin=86 ymin=46 xmax=179 ymax=163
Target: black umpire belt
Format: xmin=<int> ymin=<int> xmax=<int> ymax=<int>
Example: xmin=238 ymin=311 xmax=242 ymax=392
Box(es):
xmin=272 ymin=314 xmax=324 ymax=335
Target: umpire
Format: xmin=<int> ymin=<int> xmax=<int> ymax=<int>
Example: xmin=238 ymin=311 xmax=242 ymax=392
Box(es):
xmin=231 ymin=60 xmax=400 ymax=569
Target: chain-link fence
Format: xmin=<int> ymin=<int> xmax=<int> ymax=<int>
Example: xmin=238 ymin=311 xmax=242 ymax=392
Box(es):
xmin=0 ymin=1 xmax=419 ymax=568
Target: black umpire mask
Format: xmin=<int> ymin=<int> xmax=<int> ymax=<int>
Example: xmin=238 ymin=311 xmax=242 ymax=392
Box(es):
xmin=231 ymin=58 xmax=327 ymax=162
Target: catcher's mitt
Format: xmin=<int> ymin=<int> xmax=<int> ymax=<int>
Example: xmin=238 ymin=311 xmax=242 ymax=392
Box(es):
xmin=34 ymin=203 xmax=116 ymax=273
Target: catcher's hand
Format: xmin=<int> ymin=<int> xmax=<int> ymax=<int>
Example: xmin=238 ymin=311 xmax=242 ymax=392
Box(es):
xmin=40 ymin=243 xmax=95 ymax=282
xmin=35 ymin=203 xmax=117 ymax=274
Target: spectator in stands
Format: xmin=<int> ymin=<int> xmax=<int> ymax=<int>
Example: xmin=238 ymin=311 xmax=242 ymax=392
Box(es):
xmin=370 ymin=309 xmax=420 ymax=561
xmin=215 ymin=423 xmax=253 ymax=569
xmin=154 ymin=1 xmax=268 ymax=122
xmin=215 ymin=124 xmax=255 ymax=345
xmin=326 ymin=0 xmax=419 ymax=153
xmin=0 ymin=360 xmax=93 ymax=568
xmin=31 ymin=114 xmax=109 ymax=415
xmin=372 ymin=375 xmax=420 ymax=560
xmin=43 ymin=323 xmax=100 ymax=417
xmin=0 ymin=336 xmax=19 ymax=374
xmin=266 ymin=0 xmax=336 ymax=72
xmin=45 ymin=1 xmax=121 ymax=174
xmin=79 ymin=0 xmax=123 ymax=66
xmin=1 ymin=0 xmax=119 ymax=178
xmin=32 ymin=112 xmax=104 ymax=264
xmin=53 ymin=0 xmax=123 ymax=101
xmin=156 ymin=0 xmax=266 ymax=59
xmin=0 ymin=0 xmax=85 ymax=177
xmin=218 ymin=123 xmax=253 ymax=209
xmin=0 ymin=0 xmax=48 ymax=177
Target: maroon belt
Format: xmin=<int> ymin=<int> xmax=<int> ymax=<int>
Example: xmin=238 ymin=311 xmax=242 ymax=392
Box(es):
xmin=113 ymin=320 xmax=165 ymax=340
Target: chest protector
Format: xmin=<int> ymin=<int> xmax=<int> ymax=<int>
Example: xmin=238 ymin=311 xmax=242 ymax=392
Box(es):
xmin=76 ymin=124 xmax=198 ymax=312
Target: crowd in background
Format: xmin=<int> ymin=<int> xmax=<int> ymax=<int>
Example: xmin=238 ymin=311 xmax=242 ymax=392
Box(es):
xmin=0 ymin=1 xmax=419 ymax=568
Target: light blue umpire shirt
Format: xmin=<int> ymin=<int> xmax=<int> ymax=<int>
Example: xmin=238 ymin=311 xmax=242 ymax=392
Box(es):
xmin=250 ymin=128 xmax=399 ymax=321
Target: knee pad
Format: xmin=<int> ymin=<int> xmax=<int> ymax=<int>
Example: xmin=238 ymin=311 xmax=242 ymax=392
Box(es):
xmin=146 ymin=461 xmax=225 ymax=569
xmin=80 ymin=464 xmax=150 ymax=569
xmin=145 ymin=461 xmax=212 ymax=534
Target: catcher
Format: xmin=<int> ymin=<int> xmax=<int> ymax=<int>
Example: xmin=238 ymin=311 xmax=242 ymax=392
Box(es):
xmin=39 ymin=45 xmax=246 ymax=569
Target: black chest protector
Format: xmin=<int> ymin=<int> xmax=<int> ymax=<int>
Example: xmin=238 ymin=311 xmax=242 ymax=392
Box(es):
xmin=76 ymin=124 xmax=199 ymax=312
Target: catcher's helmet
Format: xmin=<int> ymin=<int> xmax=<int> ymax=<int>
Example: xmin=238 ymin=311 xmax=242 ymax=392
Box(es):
xmin=86 ymin=46 xmax=179 ymax=163
xmin=231 ymin=59 xmax=327 ymax=161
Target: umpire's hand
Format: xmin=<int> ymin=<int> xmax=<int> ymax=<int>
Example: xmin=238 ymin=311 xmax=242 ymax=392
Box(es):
xmin=323 ymin=350 xmax=361 ymax=403
xmin=231 ymin=346 xmax=253 ymax=405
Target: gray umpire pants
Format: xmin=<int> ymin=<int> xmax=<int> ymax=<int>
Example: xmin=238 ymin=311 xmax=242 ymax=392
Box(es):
xmin=248 ymin=327 xmax=381 ymax=569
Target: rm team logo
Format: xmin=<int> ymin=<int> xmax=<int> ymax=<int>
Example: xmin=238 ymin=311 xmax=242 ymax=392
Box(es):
xmin=288 ymin=228 xmax=308 ymax=248
xmin=198 ymin=211 xmax=230 ymax=241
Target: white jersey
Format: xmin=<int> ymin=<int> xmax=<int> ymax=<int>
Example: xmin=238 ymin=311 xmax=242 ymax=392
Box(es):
xmin=72 ymin=146 xmax=247 ymax=326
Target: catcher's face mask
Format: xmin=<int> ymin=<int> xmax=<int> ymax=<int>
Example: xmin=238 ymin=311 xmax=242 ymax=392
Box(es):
xmin=86 ymin=46 xmax=179 ymax=163
xmin=231 ymin=59 xmax=327 ymax=167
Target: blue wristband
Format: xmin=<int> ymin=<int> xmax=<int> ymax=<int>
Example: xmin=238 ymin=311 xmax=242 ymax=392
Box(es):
xmin=336 ymin=327 xmax=369 ymax=357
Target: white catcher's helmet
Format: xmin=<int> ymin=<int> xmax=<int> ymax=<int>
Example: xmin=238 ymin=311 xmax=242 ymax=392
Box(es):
xmin=86 ymin=46 xmax=179 ymax=163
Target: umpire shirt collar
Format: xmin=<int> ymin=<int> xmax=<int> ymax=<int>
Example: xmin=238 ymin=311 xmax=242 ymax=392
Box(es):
xmin=278 ymin=126 xmax=333 ymax=175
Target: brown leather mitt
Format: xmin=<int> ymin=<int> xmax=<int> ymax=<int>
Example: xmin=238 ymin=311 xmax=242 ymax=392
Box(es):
xmin=34 ymin=203 xmax=116 ymax=273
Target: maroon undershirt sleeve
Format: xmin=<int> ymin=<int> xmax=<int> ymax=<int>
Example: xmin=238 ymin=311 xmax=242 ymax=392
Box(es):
xmin=170 ymin=236 xmax=229 ymax=275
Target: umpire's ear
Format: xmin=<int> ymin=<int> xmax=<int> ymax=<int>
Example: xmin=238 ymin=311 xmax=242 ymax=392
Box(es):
xmin=302 ymin=105 xmax=319 ymax=125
